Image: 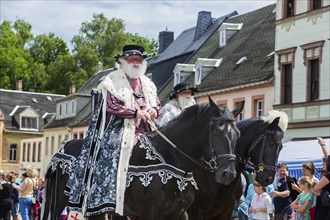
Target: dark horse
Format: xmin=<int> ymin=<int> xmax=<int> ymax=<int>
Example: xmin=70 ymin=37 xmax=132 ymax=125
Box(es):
xmin=187 ymin=110 xmax=288 ymax=219
xmin=42 ymin=98 xmax=244 ymax=220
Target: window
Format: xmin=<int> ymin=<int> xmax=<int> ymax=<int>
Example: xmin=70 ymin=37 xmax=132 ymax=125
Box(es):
xmin=10 ymin=144 xmax=17 ymax=161
xmin=21 ymin=117 xmax=37 ymax=129
xmin=256 ymin=100 xmax=263 ymax=117
xmin=234 ymin=98 xmax=245 ymax=122
xmin=300 ymin=41 xmax=324 ymax=102
xmin=252 ymin=95 xmax=264 ymax=118
xmin=65 ymin=102 xmax=68 ymax=114
xmin=38 ymin=142 xmax=41 ymax=162
xmin=27 ymin=143 xmax=31 ymax=162
xmin=51 ymin=136 xmax=55 ymax=155
xmin=308 ymin=59 xmax=320 ymax=101
xmin=58 ymin=135 xmax=62 ymax=150
xmin=195 ymin=67 xmax=202 ymax=85
xmin=59 ymin=104 xmax=62 ymax=115
xmin=309 ymin=0 xmax=322 ymax=10
xmin=220 ymin=30 xmax=226 ymax=47
xmin=276 ymin=47 xmax=296 ymax=105
xmin=22 ymin=143 xmax=26 ymax=162
xmin=71 ymin=100 xmax=75 ymax=113
xmin=73 ymin=132 xmax=78 ymax=139
xmin=32 ymin=143 xmax=36 ymax=162
xmin=282 ymin=64 xmax=292 ymax=104
xmin=283 ymin=0 xmax=295 ymax=18
xmin=45 ymin=137 xmax=49 ymax=156
xmin=79 ymin=132 xmax=84 ymax=139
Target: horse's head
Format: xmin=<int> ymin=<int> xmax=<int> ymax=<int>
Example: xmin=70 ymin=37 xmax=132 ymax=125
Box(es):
xmin=160 ymin=97 xmax=243 ymax=185
xmin=202 ymin=97 xmax=243 ymax=185
xmin=236 ymin=110 xmax=288 ymax=186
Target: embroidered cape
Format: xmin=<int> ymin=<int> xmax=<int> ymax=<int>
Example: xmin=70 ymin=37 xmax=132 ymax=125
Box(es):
xmin=65 ymin=69 xmax=158 ymax=216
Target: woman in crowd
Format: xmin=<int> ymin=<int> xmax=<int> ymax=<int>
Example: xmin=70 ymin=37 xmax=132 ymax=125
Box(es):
xmin=313 ymin=137 xmax=330 ymax=220
xmin=290 ymin=176 xmax=314 ymax=220
xmin=249 ymin=181 xmax=273 ymax=220
xmin=291 ymin=161 xmax=319 ymax=219
xmin=11 ymin=167 xmax=36 ymax=220
xmin=0 ymin=172 xmax=13 ymax=220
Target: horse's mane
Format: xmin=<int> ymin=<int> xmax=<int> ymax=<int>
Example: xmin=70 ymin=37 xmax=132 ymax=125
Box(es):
xmin=237 ymin=110 xmax=288 ymax=133
xmin=236 ymin=118 xmax=263 ymax=133
xmin=164 ymin=104 xmax=212 ymax=127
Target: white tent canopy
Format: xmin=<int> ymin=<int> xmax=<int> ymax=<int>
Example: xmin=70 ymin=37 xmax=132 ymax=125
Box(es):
xmin=278 ymin=138 xmax=330 ymax=179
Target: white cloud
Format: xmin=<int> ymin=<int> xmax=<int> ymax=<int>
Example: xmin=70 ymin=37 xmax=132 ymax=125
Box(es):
xmin=1 ymin=0 xmax=276 ymax=48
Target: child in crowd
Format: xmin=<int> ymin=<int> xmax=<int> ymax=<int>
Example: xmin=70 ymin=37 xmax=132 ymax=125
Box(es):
xmin=249 ymin=181 xmax=273 ymax=220
xmin=290 ymin=176 xmax=314 ymax=220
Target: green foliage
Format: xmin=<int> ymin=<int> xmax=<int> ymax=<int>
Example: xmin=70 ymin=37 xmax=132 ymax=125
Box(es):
xmin=1 ymin=14 xmax=159 ymax=95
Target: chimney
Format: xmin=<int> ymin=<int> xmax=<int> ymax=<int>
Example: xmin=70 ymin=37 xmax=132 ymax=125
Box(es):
xmin=96 ymin=61 xmax=103 ymax=73
xmin=16 ymin=80 xmax=23 ymax=91
xmin=158 ymin=28 xmax=174 ymax=53
xmin=194 ymin=11 xmax=212 ymax=41
xmin=69 ymin=85 xmax=76 ymax=94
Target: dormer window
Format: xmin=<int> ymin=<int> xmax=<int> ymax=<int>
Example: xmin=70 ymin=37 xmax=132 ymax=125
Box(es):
xmin=194 ymin=58 xmax=222 ymax=86
xmin=173 ymin=64 xmax=195 ymax=86
xmin=219 ymin=23 xmax=243 ymax=48
xmin=21 ymin=116 xmax=37 ymax=129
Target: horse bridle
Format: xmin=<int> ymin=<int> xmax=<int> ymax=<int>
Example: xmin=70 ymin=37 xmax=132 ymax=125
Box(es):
xmin=201 ymin=120 xmax=236 ymax=172
xmin=236 ymin=130 xmax=278 ymax=173
xmin=148 ymin=118 xmax=236 ymax=173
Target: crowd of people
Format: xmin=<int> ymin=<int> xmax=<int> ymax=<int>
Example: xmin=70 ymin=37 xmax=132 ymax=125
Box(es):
xmin=0 ymin=166 xmax=45 ymax=220
xmin=233 ymin=137 xmax=330 ymax=220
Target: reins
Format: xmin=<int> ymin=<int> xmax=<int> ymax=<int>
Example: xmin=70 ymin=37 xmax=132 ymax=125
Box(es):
xmin=147 ymin=120 xmax=203 ymax=167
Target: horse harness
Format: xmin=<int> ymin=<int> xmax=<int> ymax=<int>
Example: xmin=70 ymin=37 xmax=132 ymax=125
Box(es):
xmin=148 ymin=116 xmax=237 ymax=173
xmin=236 ymin=130 xmax=278 ymax=173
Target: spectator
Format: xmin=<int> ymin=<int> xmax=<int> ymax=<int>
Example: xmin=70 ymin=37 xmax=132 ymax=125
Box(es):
xmin=290 ymin=176 xmax=314 ymax=220
xmin=12 ymin=167 xmax=36 ymax=220
xmin=249 ymin=181 xmax=273 ymax=220
xmin=10 ymin=171 xmax=20 ymax=220
xmin=291 ymin=162 xmax=319 ymax=220
xmin=0 ymin=172 xmax=13 ymax=220
xmin=232 ymin=173 xmax=249 ymax=220
xmin=313 ymin=137 xmax=330 ymax=220
xmin=158 ymin=82 xmax=198 ymax=126
xmin=272 ymin=163 xmax=294 ymax=220
xmin=246 ymin=171 xmax=274 ymax=219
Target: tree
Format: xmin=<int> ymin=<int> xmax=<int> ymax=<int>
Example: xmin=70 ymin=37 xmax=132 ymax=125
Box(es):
xmin=0 ymin=20 xmax=32 ymax=90
xmin=29 ymin=33 xmax=69 ymax=66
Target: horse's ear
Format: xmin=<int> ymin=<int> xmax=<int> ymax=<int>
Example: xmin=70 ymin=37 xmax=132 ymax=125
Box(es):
xmin=268 ymin=117 xmax=280 ymax=130
xmin=209 ymin=96 xmax=226 ymax=113
xmin=209 ymin=96 xmax=218 ymax=109
xmin=232 ymin=101 xmax=245 ymax=118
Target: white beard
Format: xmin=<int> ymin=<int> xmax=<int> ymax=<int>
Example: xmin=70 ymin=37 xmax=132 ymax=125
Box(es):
xmin=177 ymin=95 xmax=196 ymax=110
xmin=120 ymin=58 xmax=147 ymax=79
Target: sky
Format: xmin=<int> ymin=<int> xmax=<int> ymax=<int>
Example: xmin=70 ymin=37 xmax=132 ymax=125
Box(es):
xmin=1 ymin=0 xmax=276 ymax=49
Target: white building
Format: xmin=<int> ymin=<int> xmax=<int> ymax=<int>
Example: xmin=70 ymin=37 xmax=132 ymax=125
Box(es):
xmin=274 ymin=0 xmax=330 ymax=140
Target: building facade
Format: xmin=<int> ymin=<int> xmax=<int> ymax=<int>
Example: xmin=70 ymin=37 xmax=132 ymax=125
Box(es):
xmin=274 ymin=0 xmax=330 ymax=140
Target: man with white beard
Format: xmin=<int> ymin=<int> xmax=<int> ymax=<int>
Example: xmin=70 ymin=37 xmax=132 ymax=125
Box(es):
xmin=158 ymin=82 xmax=198 ymax=126
xmin=66 ymin=45 xmax=162 ymax=217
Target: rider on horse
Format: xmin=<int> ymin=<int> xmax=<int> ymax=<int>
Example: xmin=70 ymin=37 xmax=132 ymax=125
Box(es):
xmin=64 ymin=45 xmax=162 ymax=217
xmin=158 ymin=82 xmax=198 ymax=126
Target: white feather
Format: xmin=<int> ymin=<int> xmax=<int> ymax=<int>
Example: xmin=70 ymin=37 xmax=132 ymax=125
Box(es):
xmin=261 ymin=110 xmax=288 ymax=132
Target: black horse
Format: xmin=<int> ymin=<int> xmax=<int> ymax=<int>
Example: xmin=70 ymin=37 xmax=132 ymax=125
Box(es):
xmin=187 ymin=111 xmax=288 ymax=220
xmin=42 ymin=98 xmax=244 ymax=220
